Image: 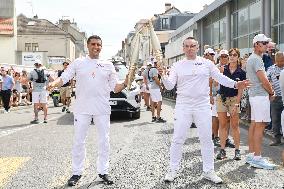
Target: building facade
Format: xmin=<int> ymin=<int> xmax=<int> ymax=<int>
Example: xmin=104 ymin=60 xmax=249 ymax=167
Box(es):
xmin=165 ymin=0 xmax=284 ymax=65
xmin=120 ymin=3 xmax=195 ymax=67
xmin=0 ymin=0 xmax=17 ymax=65
xmin=17 ymin=14 xmax=83 ymax=69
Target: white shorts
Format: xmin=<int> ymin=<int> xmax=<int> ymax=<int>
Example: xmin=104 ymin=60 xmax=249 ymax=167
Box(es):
xmin=32 ymin=91 xmax=48 ymax=104
xmin=249 ymin=96 xmax=271 ymax=122
xmin=149 ymin=88 xmax=162 ymax=102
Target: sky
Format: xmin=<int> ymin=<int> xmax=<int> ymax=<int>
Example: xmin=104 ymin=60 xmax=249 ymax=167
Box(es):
xmin=15 ymin=0 xmax=214 ymax=59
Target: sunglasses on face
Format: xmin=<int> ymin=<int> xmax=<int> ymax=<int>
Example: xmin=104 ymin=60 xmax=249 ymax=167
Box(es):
xmin=220 ymin=55 xmax=228 ymax=58
xmin=258 ymin=41 xmax=269 ymax=45
xmin=229 ymin=53 xmax=238 ymax=57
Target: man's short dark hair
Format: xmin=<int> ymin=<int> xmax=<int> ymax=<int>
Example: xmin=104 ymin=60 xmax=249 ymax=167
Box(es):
xmin=185 ymin=36 xmax=196 ymax=40
xmin=87 ymin=35 xmax=102 ymax=44
xmin=183 ymin=36 xmax=198 ymax=46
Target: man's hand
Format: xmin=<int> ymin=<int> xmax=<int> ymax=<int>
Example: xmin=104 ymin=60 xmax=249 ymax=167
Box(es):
xmin=236 ymin=79 xmax=251 ymax=90
xmin=47 ymin=82 xmax=56 ymax=91
xmin=158 ymin=67 xmax=165 ymax=76
xmin=210 ymin=96 xmax=214 ymax=105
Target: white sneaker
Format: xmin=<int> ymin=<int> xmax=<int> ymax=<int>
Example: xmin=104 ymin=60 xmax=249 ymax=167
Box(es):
xmin=202 ymin=170 xmax=223 ymax=184
xmin=164 ymin=171 xmax=177 ymax=182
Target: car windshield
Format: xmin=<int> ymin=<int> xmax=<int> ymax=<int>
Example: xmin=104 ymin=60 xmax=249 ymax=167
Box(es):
xmin=114 ymin=64 xmax=128 ymax=80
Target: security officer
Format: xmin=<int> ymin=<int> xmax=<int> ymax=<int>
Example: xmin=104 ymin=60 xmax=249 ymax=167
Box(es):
xmin=49 ymin=35 xmax=129 ymax=186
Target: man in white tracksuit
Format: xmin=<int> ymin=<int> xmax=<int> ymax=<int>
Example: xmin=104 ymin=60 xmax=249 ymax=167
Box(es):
xmin=49 ymin=35 xmax=128 ymax=186
xmin=160 ymin=37 xmax=249 ymax=184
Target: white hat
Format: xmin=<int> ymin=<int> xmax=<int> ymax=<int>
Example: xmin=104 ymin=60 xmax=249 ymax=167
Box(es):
xmin=253 ymin=34 xmax=272 ymax=44
xmin=147 ymin=61 xmax=152 ymax=66
xmin=34 ymin=59 xmax=42 ymax=65
xmin=204 ymin=48 xmax=215 ymax=55
xmin=219 ymin=49 xmax=229 ymax=56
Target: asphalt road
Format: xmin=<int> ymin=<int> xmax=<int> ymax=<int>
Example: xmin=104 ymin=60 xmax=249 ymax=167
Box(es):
xmin=0 ymin=100 xmax=283 ymax=189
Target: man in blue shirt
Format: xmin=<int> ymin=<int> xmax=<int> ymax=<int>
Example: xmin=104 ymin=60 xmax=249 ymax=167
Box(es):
xmin=0 ymin=68 xmax=15 ymax=113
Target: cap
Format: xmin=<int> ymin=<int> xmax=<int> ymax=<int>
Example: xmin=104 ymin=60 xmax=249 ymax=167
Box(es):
xmin=204 ymin=48 xmax=215 ymax=55
xmin=34 ymin=59 xmax=42 ymax=65
xmin=253 ymin=34 xmax=272 ymax=44
xmin=147 ymin=62 xmax=152 ymax=66
xmin=219 ymin=49 xmax=229 ymax=56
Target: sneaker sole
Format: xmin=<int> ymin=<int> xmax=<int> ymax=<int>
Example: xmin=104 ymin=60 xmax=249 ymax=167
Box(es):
xmin=203 ymin=176 xmax=223 ymax=184
xmin=250 ymin=163 xmax=276 ymax=170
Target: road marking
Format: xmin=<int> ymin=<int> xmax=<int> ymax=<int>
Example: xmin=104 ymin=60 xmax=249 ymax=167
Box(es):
xmin=0 ymin=157 xmax=30 ymax=187
xmin=0 ymin=117 xmax=57 ymax=138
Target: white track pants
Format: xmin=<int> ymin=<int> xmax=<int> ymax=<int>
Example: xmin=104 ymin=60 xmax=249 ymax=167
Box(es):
xmin=72 ymin=114 xmax=110 ymax=175
xmin=169 ymin=108 xmax=214 ymax=173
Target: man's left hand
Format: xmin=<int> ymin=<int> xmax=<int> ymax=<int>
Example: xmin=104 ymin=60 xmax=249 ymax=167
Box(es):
xmin=236 ymin=79 xmax=251 ymax=89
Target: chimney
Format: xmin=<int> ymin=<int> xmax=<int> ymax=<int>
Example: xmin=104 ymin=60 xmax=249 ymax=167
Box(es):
xmin=33 ymin=14 xmax=38 ymax=19
xmin=203 ymin=4 xmax=208 ymax=10
xmin=165 ymin=3 xmax=171 ymax=12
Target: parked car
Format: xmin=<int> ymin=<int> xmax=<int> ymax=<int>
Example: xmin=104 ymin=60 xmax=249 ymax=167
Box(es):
xmin=110 ymin=61 xmax=141 ymax=119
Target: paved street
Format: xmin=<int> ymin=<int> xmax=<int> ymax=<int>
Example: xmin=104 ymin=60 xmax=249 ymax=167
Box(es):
xmin=0 ymin=100 xmax=283 ymax=189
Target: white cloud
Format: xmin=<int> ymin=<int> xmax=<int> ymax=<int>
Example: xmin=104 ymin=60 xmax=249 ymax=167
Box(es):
xmin=16 ymin=0 xmax=214 ymax=59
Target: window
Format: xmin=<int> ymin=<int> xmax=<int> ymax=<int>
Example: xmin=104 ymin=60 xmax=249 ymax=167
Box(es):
xmin=219 ymin=18 xmax=226 ymax=43
xmin=249 ymin=1 xmax=261 ymax=32
xmin=32 ymin=43 xmax=39 ymax=51
xmin=280 ymin=0 xmax=284 ymax=23
xmin=272 ymin=0 xmax=278 ymax=25
xmin=280 ymin=24 xmax=284 ymax=43
xmin=212 ymin=22 xmax=219 ymax=45
xmin=238 ymin=8 xmax=249 ymax=36
xmin=161 ymin=18 xmax=169 ymax=29
xmin=25 ymin=43 xmax=31 ymax=51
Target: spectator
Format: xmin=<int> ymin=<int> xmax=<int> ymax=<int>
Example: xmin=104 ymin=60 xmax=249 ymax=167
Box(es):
xmin=245 ymin=34 xmax=277 ymax=169
xmin=267 ymin=51 xmax=284 ymax=146
xmin=0 ymin=67 xmax=14 ymax=113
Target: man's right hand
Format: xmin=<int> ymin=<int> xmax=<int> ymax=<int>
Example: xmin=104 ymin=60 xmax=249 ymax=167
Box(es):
xmin=158 ymin=67 xmax=165 ymax=76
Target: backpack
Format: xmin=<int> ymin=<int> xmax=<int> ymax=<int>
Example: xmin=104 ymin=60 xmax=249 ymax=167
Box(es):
xmin=34 ymin=69 xmax=47 ymax=83
xmin=148 ymin=67 xmax=161 ymax=82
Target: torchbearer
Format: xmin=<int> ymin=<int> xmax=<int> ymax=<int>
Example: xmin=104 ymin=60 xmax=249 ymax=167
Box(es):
xmin=49 ymin=35 xmax=129 ymax=186
xmin=159 ymin=37 xmax=250 ymax=184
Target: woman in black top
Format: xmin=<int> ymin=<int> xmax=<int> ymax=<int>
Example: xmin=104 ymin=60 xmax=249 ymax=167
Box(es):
xmin=216 ymin=48 xmax=246 ymax=160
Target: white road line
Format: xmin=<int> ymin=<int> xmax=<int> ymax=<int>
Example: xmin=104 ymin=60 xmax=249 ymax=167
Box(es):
xmin=0 ymin=117 xmax=57 ymax=138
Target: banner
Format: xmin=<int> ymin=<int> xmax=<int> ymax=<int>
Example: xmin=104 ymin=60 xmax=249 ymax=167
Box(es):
xmin=0 ymin=18 xmax=13 ymax=36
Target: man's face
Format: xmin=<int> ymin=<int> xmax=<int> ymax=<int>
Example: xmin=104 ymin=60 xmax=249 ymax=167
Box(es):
xmin=276 ymin=55 xmax=284 ymax=67
xmin=204 ymin=53 xmax=215 ymax=62
xmin=1 ymin=69 xmax=6 ymax=76
xmin=183 ymin=39 xmax=199 ymax=58
xmin=87 ymin=38 xmax=102 ymax=58
xmin=219 ymin=54 xmax=229 ymax=65
xmin=255 ymin=41 xmax=268 ymax=53
xmin=63 ymin=63 xmax=69 ymax=69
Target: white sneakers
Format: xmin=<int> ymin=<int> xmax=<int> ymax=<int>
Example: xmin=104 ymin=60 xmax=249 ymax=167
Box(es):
xmin=164 ymin=170 xmax=177 ymax=182
xmin=165 ymin=170 xmax=223 ymax=184
xmin=202 ymin=170 xmax=223 ymax=184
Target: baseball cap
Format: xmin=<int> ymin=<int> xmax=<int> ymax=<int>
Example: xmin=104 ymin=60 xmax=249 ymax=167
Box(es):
xmin=204 ymin=48 xmax=215 ymax=55
xmin=253 ymin=34 xmax=272 ymax=44
xmin=219 ymin=49 xmax=229 ymax=56
xmin=34 ymin=59 xmax=42 ymax=65
xmin=147 ymin=61 xmax=152 ymax=66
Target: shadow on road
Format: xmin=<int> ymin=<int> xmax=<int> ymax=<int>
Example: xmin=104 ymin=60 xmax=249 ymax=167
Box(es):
xmin=0 ymin=123 xmax=31 ymax=130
